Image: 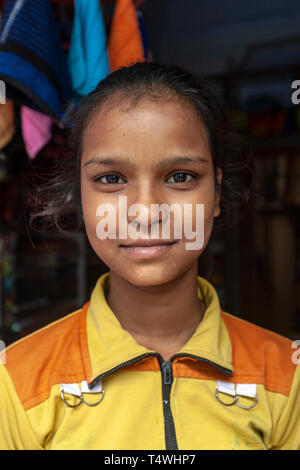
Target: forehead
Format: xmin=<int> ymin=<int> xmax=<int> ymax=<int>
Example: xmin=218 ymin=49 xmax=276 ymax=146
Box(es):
xmin=81 ymin=97 xmax=212 ymax=163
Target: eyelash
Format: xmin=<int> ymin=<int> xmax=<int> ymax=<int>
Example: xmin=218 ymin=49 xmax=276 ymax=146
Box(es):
xmin=93 ymin=172 xmax=198 ymax=185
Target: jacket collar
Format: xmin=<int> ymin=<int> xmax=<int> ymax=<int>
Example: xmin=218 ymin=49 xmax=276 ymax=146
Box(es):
xmin=86 ymin=272 xmax=233 ymax=384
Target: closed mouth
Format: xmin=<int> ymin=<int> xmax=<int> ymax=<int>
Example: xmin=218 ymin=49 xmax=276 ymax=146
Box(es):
xmin=119 ymin=240 xmax=177 ymax=248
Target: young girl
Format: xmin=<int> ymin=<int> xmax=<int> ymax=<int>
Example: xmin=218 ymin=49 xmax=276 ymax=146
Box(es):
xmin=1 ymin=63 xmax=299 ymax=450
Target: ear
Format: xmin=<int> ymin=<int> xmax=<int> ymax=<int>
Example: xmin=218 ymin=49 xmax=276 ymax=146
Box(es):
xmin=214 ymin=167 xmax=222 ymax=218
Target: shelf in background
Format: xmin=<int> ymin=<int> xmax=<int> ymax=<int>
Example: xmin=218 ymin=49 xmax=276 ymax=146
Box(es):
xmin=9 ymin=298 xmax=78 ymax=341
xmin=249 ymin=132 xmax=300 ymax=156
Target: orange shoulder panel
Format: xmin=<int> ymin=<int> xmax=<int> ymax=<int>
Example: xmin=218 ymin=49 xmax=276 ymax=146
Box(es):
xmin=221 ymin=310 xmax=296 ymax=396
xmin=4 ymin=302 xmax=92 ymax=411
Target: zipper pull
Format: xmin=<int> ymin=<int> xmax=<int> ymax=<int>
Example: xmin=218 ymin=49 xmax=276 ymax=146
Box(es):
xmin=162 ymin=361 xmax=172 ymax=385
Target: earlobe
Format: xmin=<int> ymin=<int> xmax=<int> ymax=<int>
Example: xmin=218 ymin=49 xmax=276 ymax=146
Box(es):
xmin=214 ymin=201 xmax=221 ymax=218
xmin=214 ymin=204 xmax=220 ymax=218
xmin=214 ymin=168 xmax=222 ymax=218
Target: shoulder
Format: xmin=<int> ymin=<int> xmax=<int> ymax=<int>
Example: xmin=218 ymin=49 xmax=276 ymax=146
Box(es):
xmin=221 ymin=310 xmax=296 ymax=396
xmin=4 ymin=302 xmax=90 ymax=410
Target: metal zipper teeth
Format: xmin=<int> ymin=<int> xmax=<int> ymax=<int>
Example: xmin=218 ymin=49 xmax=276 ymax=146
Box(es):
xmin=89 ymin=352 xmax=231 ymax=450
xmin=157 ymin=357 xmax=178 ymax=450
xmin=156 ymin=354 xmax=232 ymax=450
xmin=168 ymin=352 xmax=233 ymax=377
xmin=89 ymin=352 xmax=161 ymax=388
xmin=89 ymin=351 xmax=232 ymax=388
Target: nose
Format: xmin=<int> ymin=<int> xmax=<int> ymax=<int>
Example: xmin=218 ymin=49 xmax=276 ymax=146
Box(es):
xmin=126 ymin=184 xmax=163 ymax=235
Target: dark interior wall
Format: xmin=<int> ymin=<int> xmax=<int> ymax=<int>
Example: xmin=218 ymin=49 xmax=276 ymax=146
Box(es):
xmin=142 ymin=0 xmax=300 ymax=74
xmin=141 ymin=0 xmax=300 ymax=337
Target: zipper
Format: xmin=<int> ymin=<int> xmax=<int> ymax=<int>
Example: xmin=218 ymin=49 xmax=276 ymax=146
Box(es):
xmin=158 ymin=357 xmax=178 ymax=450
xmin=156 ymin=353 xmax=232 ymax=450
xmin=169 ymin=352 xmax=232 ymax=377
xmin=89 ymin=352 xmax=232 ymax=449
xmin=89 ymin=352 xmax=158 ymax=388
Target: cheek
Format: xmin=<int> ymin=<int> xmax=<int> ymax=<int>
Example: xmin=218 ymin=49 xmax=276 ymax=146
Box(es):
xmin=187 ymin=183 xmax=218 ymax=234
xmin=81 ymin=182 xmax=108 ymax=247
xmin=81 ymin=185 xmax=120 ymax=264
xmin=181 ymin=185 xmax=217 ymax=254
xmin=81 ymin=184 xmax=97 ymax=231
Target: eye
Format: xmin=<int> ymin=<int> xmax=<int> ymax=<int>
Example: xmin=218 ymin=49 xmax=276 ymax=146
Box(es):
xmin=94 ymin=173 xmax=126 ymax=184
xmin=166 ymin=172 xmax=196 ymax=183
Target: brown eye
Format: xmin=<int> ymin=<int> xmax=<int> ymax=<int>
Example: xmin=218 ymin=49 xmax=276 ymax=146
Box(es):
xmin=95 ymin=174 xmax=126 ymax=184
xmin=167 ymin=172 xmax=195 ymax=183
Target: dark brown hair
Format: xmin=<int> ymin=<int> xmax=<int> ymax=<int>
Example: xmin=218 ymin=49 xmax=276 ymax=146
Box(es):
xmin=28 ymin=62 xmax=255 ymax=234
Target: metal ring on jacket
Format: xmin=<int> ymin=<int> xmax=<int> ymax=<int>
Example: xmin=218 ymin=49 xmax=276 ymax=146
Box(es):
xmin=60 ymin=389 xmax=83 ymax=408
xmin=236 ymin=395 xmax=259 ymax=410
xmin=215 ymin=388 xmax=238 ymax=406
xmin=81 ymin=390 xmax=105 ymax=407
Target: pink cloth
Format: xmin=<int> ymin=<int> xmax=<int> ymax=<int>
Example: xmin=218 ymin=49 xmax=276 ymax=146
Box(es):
xmin=21 ymin=107 xmax=53 ymax=159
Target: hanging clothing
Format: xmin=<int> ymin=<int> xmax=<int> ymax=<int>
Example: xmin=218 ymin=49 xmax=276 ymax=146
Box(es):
xmin=108 ymin=0 xmax=145 ymax=72
xmin=137 ymin=10 xmax=150 ymax=61
xmin=68 ymin=0 xmax=110 ymax=97
xmin=21 ymin=107 xmax=53 ymax=159
xmin=0 ymin=0 xmax=74 ymax=121
xmin=0 ymin=271 xmax=299 ymax=450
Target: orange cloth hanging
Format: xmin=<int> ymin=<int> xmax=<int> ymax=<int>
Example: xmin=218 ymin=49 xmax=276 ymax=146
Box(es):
xmin=108 ymin=0 xmax=144 ymax=72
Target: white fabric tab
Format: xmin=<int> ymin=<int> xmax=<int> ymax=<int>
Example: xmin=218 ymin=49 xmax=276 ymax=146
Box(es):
xmin=60 ymin=381 xmax=103 ymax=396
xmin=236 ymin=383 xmax=257 ymax=398
xmin=60 ymin=383 xmax=81 ymax=397
xmin=216 ymin=381 xmax=236 ymax=397
xmin=80 ymin=380 xmax=103 ymax=394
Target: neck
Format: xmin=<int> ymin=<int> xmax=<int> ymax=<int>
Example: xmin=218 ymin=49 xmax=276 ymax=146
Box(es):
xmin=106 ymin=264 xmax=206 ymax=360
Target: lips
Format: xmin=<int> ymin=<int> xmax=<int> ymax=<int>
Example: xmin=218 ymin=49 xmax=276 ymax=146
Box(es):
xmin=120 ymin=240 xmax=177 ymax=247
xmin=119 ymin=240 xmax=177 ymax=259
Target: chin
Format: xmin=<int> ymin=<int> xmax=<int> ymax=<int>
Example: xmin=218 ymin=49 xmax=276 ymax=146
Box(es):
xmin=114 ymin=264 xmax=190 ymax=289
xmin=127 ymin=271 xmax=174 ymax=288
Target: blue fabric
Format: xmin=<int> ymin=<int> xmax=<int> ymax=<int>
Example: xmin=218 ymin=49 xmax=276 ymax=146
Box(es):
xmin=0 ymin=52 xmax=65 ymax=118
xmin=68 ymin=0 xmax=110 ymax=97
xmin=137 ymin=11 xmax=149 ymax=60
xmin=0 ymin=0 xmax=73 ymax=120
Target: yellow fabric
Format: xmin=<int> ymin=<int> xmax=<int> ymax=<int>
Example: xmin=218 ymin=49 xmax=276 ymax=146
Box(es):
xmin=0 ymin=272 xmax=299 ymax=450
xmin=87 ymin=272 xmax=233 ymax=382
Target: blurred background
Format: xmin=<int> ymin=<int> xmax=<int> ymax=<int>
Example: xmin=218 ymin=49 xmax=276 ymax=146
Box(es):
xmin=0 ymin=0 xmax=299 ymax=345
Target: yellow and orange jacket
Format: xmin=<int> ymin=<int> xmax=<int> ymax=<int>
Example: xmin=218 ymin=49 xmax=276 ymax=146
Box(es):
xmin=1 ymin=272 xmax=300 ymax=450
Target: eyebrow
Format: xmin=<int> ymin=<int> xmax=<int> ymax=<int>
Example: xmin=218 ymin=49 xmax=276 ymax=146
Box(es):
xmin=83 ymin=156 xmax=209 ymax=169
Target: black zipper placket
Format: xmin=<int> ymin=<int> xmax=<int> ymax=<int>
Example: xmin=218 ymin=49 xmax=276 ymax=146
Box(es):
xmin=89 ymin=352 xmax=232 ymax=450
xmin=157 ymin=356 xmax=178 ymax=450
xmin=156 ymin=353 xmax=232 ymax=450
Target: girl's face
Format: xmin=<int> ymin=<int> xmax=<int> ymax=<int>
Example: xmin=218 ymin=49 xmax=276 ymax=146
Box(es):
xmin=81 ymin=96 xmax=222 ymax=287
